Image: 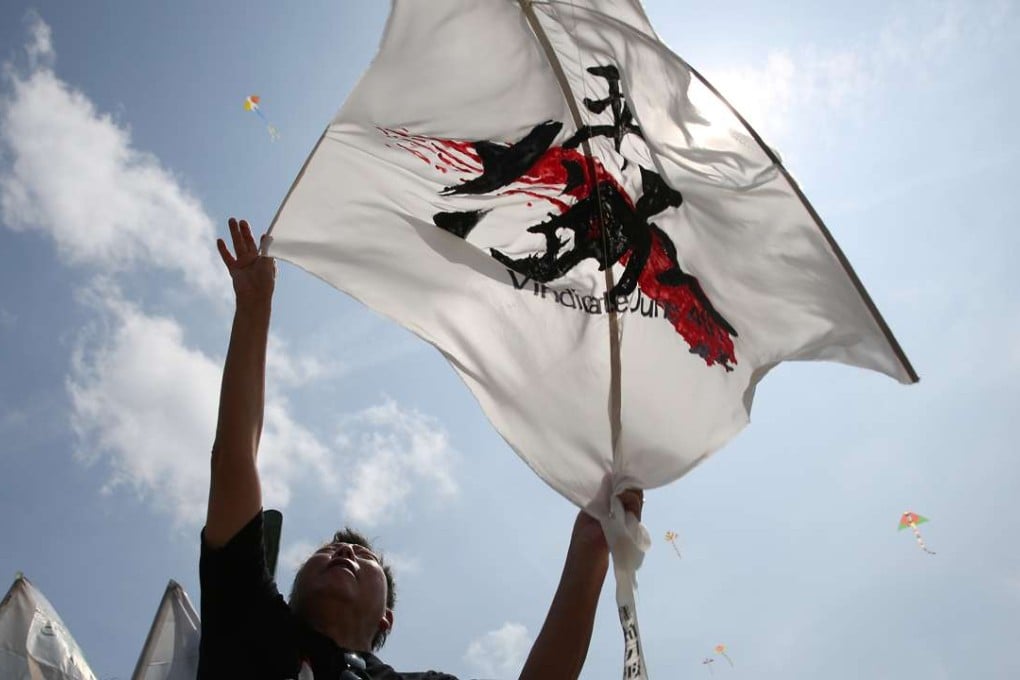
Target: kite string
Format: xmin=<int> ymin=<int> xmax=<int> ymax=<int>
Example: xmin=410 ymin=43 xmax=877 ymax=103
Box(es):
xmin=910 ymin=521 xmax=936 ymax=555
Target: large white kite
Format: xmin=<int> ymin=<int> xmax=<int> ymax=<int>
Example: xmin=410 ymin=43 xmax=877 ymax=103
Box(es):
xmin=266 ymin=1 xmax=916 ymax=676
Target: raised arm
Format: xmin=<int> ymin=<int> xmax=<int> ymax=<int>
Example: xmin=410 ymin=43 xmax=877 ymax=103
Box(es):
xmin=520 ymin=490 xmax=643 ymax=680
xmin=204 ymin=218 xmax=277 ymax=548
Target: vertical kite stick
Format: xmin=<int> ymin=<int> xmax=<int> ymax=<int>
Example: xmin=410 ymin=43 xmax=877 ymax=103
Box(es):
xmin=516 ymin=11 xmax=646 ymax=680
xmin=517 ymin=0 xmax=623 ymax=456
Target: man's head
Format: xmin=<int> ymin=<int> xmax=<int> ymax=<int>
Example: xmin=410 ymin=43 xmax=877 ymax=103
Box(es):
xmin=288 ymin=527 xmax=396 ymax=651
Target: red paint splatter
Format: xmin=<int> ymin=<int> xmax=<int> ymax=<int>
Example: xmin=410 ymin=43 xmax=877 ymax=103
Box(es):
xmin=434 ymin=147 xmax=480 ymax=174
xmin=379 ymin=127 xmax=483 ymax=174
xmin=502 ymin=188 xmax=570 ymax=214
xmin=380 ymin=127 xmax=736 ymax=369
xmin=395 ymin=142 xmax=432 ymax=168
xmin=519 ymin=146 xmax=632 ymax=209
xmin=621 ymin=231 xmax=736 ymax=369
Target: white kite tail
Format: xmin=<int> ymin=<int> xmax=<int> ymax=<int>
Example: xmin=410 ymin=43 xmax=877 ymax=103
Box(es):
xmin=602 ymin=495 xmax=652 ymax=679
xmin=910 ymin=521 xmax=936 ymax=555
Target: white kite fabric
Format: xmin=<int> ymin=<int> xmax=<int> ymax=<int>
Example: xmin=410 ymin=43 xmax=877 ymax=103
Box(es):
xmin=0 ymin=574 xmax=98 ymax=680
xmin=266 ymin=1 xmax=915 ymax=676
xmin=130 ymin=580 xmax=201 ymax=680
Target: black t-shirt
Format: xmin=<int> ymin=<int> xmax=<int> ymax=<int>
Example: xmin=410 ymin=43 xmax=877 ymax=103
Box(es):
xmin=198 ymin=511 xmax=459 ymax=680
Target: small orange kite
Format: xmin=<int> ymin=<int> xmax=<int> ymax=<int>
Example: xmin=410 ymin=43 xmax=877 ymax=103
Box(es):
xmin=898 ymin=511 xmax=935 ymax=555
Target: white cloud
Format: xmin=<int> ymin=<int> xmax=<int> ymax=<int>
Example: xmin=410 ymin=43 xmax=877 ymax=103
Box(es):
xmin=267 ymin=334 xmax=345 ymax=388
xmin=22 ymin=11 xmax=55 ymax=70
xmin=0 ymin=306 xmax=15 ymax=330
xmin=0 ymin=15 xmax=222 ymax=297
xmin=275 ymin=539 xmax=319 ymax=593
xmin=382 ymin=551 xmax=421 ymax=577
xmin=279 ymin=539 xmax=319 ymax=574
xmin=301 ymin=312 xmax=426 ymax=381
xmin=65 ymin=282 xmax=455 ymax=529
xmin=68 ymin=283 xmax=333 ymax=525
xmin=0 ymin=16 xmax=459 ymax=534
xmin=706 ymin=52 xmax=797 ymax=143
xmin=339 ymin=399 xmax=458 ymax=527
xmin=68 ymin=285 xmax=217 ymax=524
xmin=873 ymin=0 xmax=1012 ymax=76
xmin=259 ymin=394 xmax=336 ymax=510
xmin=708 ymin=45 xmax=878 ymax=146
xmin=464 ymin=622 xmax=533 ymax=679
xmin=706 ymin=0 xmax=1013 ymax=144
xmin=0 ymin=17 xmax=346 ymax=528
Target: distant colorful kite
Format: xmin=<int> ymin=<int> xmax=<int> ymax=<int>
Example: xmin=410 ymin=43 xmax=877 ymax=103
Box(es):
xmin=701 ymin=658 xmax=715 ymax=676
xmin=244 ymin=95 xmax=280 ymax=141
xmin=898 ymin=511 xmax=935 ymax=555
xmin=664 ymin=531 xmax=682 ymax=559
xmin=714 ymin=644 xmax=734 ymax=667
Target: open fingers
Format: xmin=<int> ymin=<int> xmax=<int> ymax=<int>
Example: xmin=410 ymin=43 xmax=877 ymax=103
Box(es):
xmin=228 ymin=217 xmax=253 ymax=256
xmin=216 ymin=238 xmax=236 ymax=269
xmin=225 ymin=217 xmax=258 ymax=264
xmin=227 ymin=217 xmax=242 ymax=256
xmin=239 ymin=219 xmax=257 ymax=255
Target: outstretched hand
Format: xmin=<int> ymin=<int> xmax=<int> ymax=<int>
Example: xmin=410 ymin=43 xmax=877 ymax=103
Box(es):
xmin=217 ymin=218 xmax=276 ymax=306
xmin=519 ymin=490 xmax=645 ymax=679
xmin=572 ymin=489 xmax=644 ymax=557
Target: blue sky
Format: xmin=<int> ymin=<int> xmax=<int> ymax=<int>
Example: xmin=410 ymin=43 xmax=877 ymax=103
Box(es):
xmin=1 ymin=1 xmax=1018 ymax=678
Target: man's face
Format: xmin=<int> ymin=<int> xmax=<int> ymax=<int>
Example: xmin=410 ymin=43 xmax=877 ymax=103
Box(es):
xmin=292 ymin=540 xmax=391 ymax=637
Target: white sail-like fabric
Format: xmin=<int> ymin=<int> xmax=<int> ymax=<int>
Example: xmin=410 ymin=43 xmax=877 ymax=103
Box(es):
xmin=266 ymin=2 xmax=915 ymax=676
xmin=130 ymin=581 xmax=200 ymax=680
xmin=0 ymin=575 xmax=98 ymax=680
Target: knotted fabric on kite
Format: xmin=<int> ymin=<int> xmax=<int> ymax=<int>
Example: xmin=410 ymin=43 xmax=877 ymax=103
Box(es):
xmin=601 ymin=490 xmax=652 ymax=678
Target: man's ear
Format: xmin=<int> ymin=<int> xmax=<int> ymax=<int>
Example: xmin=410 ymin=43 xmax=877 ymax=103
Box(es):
xmin=379 ymin=608 xmax=394 ymax=634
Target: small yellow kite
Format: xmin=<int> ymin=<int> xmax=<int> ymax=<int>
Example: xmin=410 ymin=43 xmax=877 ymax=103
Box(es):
xmin=664 ymin=530 xmax=682 ymax=559
xmin=244 ymin=95 xmax=280 ymax=141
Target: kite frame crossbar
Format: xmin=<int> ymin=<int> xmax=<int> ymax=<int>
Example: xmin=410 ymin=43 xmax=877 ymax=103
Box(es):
xmin=681 ymin=60 xmax=919 ymax=384
xmin=520 ymin=1 xmax=916 ymax=386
